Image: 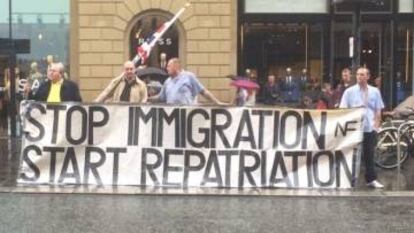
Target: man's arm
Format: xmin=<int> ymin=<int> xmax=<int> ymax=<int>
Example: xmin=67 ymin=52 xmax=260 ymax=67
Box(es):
xmin=68 ymin=81 xmax=82 ymax=102
xmin=26 ymin=81 xmax=47 ymax=101
xmin=148 ymin=83 xmax=167 ymax=103
xmin=94 ymin=75 xmax=122 ymax=103
xmin=374 ymin=110 xmax=382 ymax=131
xmin=374 ymin=89 xmax=385 ymax=131
xmin=94 ymin=83 xmax=112 ymax=103
xmin=148 ymin=94 xmax=161 ymax=102
xmin=200 ymin=89 xmax=225 ymax=105
xmin=338 ymin=90 xmax=349 ymax=108
xmin=23 ymin=82 xmax=32 ymax=99
xmin=141 ymin=84 xmax=148 ymax=103
xmin=74 ymin=82 xmax=82 ymax=102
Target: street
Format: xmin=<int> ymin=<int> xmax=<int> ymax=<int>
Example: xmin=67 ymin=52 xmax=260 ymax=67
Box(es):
xmin=0 ymin=193 xmax=413 ymax=233
xmin=2 ymin=138 xmax=414 ymax=232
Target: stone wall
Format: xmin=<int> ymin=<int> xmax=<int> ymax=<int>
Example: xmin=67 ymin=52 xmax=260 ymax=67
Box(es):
xmin=72 ymin=0 xmax=237 ymax=102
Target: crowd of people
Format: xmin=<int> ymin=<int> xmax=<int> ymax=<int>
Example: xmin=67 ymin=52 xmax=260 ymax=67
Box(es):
xmin=4 ymin=57 xmax=384 ymax=113
xmin=8 ymin=58 xmax=219 ymax=105
xmin=259 ymin=67 xmax=354 ymax=109
xmin=3 ymin=57 xmax=386 ymax=189
xmin=240 ymin=66 xmax=385 ymax=188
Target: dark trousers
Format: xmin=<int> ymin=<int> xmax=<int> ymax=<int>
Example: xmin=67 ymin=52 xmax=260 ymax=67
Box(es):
xmin=363 ymin=131 xmax=377 ymax=183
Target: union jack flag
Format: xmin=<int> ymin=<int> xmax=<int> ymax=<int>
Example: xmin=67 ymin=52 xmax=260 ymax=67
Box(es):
xmin=133 ymin=3 xmax=190 ymax=65
xmin=134 ymin=22 xmax=171 ymax=65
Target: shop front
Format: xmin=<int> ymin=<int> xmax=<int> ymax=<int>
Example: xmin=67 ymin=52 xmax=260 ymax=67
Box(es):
xmin=0 ymin=0 xmax=70 ymax=136
xmin=239 ymin=0 xmax=414 ymax=108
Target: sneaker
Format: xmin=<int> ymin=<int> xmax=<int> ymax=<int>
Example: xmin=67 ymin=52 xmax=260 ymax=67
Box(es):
xmin=366 ymin=180 xmax=384 ymax=189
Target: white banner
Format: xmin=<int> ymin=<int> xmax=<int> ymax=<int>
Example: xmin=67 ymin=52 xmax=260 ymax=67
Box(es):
xmin=18 ymin=102 xmax=364 ymax=188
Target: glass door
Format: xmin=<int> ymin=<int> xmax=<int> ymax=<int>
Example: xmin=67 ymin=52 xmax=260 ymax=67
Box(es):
xmin=242 ymin=22 xmax=324 ymax=87
xmin=333 ymin=22 xmax=392 ymax=105
xmin=397 ymin=23 xmax=414 ymax=100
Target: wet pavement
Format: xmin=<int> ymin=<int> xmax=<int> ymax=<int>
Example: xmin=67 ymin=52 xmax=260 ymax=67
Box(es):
xmin=2 ymin=135 xmax=414 ymax=232
xmin=1 ymin=193 xmax=414 ymax=233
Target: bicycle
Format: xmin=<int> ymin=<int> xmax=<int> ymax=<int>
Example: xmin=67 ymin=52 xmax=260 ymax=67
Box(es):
xmin=374 ymin=109 xmax=414 ymax=169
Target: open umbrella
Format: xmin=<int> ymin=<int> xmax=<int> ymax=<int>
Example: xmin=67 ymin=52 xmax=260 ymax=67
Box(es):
xmin=230 ymin=79 xmax=260 ymax=90
xmin=147 ymin=80 xmax=163 ymax=96
xmin=226 ymin=75 xmax=248 ymax=81
xmin=136 ymin=67 xmax=168 ymax=83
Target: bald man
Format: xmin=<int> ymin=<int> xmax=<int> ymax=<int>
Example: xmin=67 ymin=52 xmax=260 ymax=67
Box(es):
xmin=149 ymin=58 xmax=223 ymax=105
xmin=95 ymin=61 xmax=147 ymax=103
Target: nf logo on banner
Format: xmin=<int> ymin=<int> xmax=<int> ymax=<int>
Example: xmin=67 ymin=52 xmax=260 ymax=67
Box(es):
xmin=18 ymin=102 xmax=364 ymax=188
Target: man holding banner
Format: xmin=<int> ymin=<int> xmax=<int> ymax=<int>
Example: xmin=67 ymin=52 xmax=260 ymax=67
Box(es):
xmin=340 ymin=67 xmax=384 ymax=188
xmin=95 ymin=61 xmax=147 ymax=103
xmin=149 ymin=58 xmax=224 ymax=105
xmin=26 ymin=62 xmax=82 ymax=102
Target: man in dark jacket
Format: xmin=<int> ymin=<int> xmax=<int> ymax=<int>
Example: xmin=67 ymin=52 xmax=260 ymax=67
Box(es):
xmin=27 ymin=62 xmax=82 ymax=102
xmin=262 ymin=74 xmax=280 ymax=105
xmin=280 ymin=67 xmax=299 ymax=103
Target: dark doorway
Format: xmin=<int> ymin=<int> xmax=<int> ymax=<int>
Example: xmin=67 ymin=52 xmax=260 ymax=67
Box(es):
xmin=242 ymin=23 xmax=324 ymax=86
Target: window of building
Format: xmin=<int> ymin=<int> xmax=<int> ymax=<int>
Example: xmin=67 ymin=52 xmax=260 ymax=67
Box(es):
xmin=396 ymin=23 xmax=414 ymax=100
xmin=399 ymin=0 xmax=414 ymax=12
xmin=129 ymin=12 xmax=179 ymax=69
xmin=332 ymin=23 xmax=392 ymax=83
xmin=244 ymin=0 xmax=328 ymax=13
xmin=242 ymin=22 xmax=324 ymax=85
xmin=0 ymin=0 xmax=70 ymax=79
xmin=334 ymin=0 xmax=393 ymax=14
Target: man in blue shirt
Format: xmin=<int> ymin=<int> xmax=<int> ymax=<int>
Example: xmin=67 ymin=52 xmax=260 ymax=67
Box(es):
xmin=150 ymin=58 xmax=224 ymax=105
xmin=340 ymin=67 xmax=384 ymax=188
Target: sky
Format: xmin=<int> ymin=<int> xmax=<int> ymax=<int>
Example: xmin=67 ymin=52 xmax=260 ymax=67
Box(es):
xmin=0 ymin=0 xmax=69 ymax=23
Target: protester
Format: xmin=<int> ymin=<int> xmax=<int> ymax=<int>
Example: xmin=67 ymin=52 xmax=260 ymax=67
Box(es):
xmin=247 ymin=69 xmax=258 ymax=104
xmin=149 ymin=58 xmax=224 ymax=105
xmin=334 ymin=67 xmax=352 ymax=107
xmin=95 ymin=61 xmax=147 ymax=103
xmin=280 ymin=67 xmax=299 ymax=103
xmin=340 ymin=67 xmax=384 ymax=188
xmin=26 ymin=62 xmax=81 ymax=102
xmin=228 ymin=75 xmax=258 ymax=106
xmin=374 ymin=76 xmax=382 ymax=89
xmin=262 ymin=74 xmax=280 ymax=105
xmin=298 ymin=94 xmax=315 ymax=109
xmin=316 ymin=82 xmax=334 ymax=109
xmin=233 ymin=86 xmax=257 ymax=106
xmin=27 ymin=62 xmax=44 ymax=95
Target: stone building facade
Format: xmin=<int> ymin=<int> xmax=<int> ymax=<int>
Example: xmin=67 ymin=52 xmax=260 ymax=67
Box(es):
xmin=71 ymin=0 xmax=237 ymax=102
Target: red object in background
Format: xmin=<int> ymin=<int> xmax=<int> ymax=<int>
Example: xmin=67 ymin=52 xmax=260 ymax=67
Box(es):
xmin=230 ymin=79 xmax=260 ymax=90
xmin=316 ymin=99 xmax=328 ymax=109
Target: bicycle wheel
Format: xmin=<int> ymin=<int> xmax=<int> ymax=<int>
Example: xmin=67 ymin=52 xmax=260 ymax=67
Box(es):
xmin=375 ymin=127 xmax=409 ymax=169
